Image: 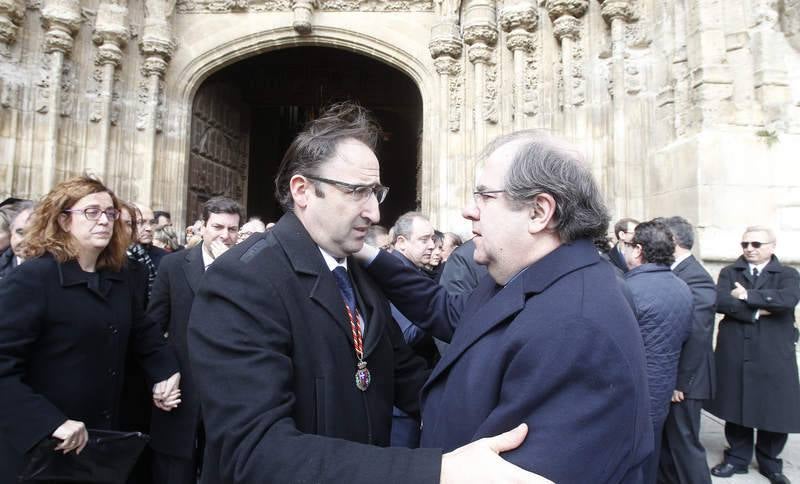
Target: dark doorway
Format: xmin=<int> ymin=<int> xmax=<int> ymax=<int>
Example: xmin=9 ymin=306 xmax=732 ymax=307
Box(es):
xmin=187 ymin=46 xmax=423 ymax=228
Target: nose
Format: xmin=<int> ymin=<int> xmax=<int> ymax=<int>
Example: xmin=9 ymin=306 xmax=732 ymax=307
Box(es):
xmin=97 ymin=212 xmax=111 ymax=224
xmin=462 ymin=201 xmax=479 ymax=221
xmin=362 ymin=194 xmax=380 ymax=225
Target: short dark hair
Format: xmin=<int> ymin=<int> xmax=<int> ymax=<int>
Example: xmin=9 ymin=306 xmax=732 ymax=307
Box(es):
xmin=202 ymin=197 xmax=243 ymax=223
xmin=632 ymin=220 xmax=675 ymax=266
xmin=153 ymin=210 xmax=171 ymax=221
xmin=664 ymin=216 xmax=694 ymax=250
xmin=482 ymin=130 xmax=610 ymax=243
xmin=274 ymin=102 xmax=381 ymax=211
xmin=614 ymin=218 xmax=639 ymax=239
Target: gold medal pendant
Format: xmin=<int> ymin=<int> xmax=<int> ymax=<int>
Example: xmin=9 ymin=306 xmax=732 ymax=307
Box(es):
xmin=355 ymin=361 xmax=371 ymax=391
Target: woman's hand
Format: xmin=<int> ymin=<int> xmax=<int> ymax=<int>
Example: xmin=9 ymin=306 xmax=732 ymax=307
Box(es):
xmin=153 ymin=372 xmax=182 ymax=411
xmin=52 ymin=419 xmax=88 ymax=454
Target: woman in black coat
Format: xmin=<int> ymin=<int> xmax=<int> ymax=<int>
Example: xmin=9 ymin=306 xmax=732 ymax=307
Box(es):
xmin=0 ymin=176 xmax=180 ymax=483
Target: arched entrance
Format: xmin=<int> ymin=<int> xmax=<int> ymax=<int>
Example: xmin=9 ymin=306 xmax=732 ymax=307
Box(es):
xmin=186 ymin=46 xmax=423 ymax=226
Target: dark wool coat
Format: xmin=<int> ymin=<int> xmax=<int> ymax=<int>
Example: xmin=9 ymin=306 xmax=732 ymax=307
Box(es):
xmin=367 ymin=240 xmax=654 ymax=484
xmin=0 ymin=253 xmax=177 ymax=483
xmin=705 ymin=255 xmax=800 ymax=432
xmin=187 ymin=213 xmax=440 ymax=484
xmin=624 ymin=263 xmax=693 ymax=429
xmin=148 ymin=244 xmax=206 ymax=459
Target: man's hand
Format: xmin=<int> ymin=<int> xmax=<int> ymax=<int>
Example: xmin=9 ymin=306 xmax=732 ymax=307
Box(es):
xmin=758 ymin=309 xmax=772 ymax=317
xmin=353 ymin=243 xmax=380 ymax=265
xmin=153 ymin=372 xmax=181 ymax=411
xmin=672 ymin=390 xmax=685 ymax=403
xmin=731 ymin=282 xmax=747 ymax=300
xmin=440 ymin=424 xmax=553 ymax=484
xmin=209 ymin=240 xmax=230 ymax=259
xmin=52 ymin=419 xmax=88 ymax=454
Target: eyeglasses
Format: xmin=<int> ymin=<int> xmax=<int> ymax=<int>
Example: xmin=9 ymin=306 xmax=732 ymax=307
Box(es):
xmin=63 ymin=207 xmax=120 ymax=221
xmin=472 ymin=189 xmax=506 ymax=203
xmin=304 ymin=175 xmax=390 ymax=204
xmin=136 ymin=218 xmax=157 ymax=226
xmin=741 ymin=241 xmax=773 ymax=249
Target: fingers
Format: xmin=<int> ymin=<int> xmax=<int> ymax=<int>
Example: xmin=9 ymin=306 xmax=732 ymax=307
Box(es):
xmin=734 ymin=282 xmax=744 ymax=289
xmin=485 ymin=423 xmax=528 ymax=454
xmin=52 ymin=420 xmax=87 ymax=454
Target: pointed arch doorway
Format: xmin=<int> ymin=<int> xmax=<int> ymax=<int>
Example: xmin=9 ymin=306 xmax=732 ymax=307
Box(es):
xmin=186 ymin=46 xmax=423 ymax=227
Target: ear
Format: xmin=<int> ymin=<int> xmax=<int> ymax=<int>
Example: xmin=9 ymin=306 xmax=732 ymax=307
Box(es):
xmin=527 ymin=193 xmax=557 ymax=234
xmin=57 ymin=213 xmax=70 ymax=233
xmin=289 ymin=175 xmax=313 ymax=210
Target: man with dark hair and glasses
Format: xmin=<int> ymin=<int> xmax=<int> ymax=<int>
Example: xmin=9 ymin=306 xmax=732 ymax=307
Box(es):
xmin=188 ymin=102 xmax=548 ymax=484
xmin=706 ymin=226 xmax=800 ymax=484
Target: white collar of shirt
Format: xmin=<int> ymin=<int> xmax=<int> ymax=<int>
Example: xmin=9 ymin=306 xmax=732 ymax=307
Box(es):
xmin=201 ymin=243 xmax=215 ymax=271
xmin=319 ymin=247 xmax=348 ymax=272
xmin=748 ymin=261 xmax=768 ymax=275
xmin=671 ymin=252 xmax=691 ymax=270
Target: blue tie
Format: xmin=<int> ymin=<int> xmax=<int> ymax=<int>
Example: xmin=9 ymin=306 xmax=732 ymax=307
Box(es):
xmin=332 ymin=266 xmax=357 ymax=313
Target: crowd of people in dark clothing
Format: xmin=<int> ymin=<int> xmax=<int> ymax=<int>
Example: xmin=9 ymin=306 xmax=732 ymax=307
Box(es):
xmin=0 ymin=104 xmax=798 ymax=484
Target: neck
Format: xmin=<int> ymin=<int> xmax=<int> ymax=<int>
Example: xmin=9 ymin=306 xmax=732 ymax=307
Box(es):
xmin=76 ymin=249 xmax=100 ymax=272
xmin=493 ymin=234 xmax=561 ymax=285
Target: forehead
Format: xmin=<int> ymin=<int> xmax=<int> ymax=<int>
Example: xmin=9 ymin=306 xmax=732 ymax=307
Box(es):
xmin=478 ymin=141 xmax=519 ymax=185
xmin=75 ymin=191 xmax=113 ymax=207
xmin=207 ymin=212 xmax=240 ymax=226
xmin=320 ymin=139 xmax=380 ymax=180
xmin=411 ymin=217 xmax=433 ymax=236
xmin=11 ymin=208 xmax=32 ymax=228
xmin=743 ymin=230 xmax=770 ymax=241
xmin=138 ymin=206 xmax=154 ymax=219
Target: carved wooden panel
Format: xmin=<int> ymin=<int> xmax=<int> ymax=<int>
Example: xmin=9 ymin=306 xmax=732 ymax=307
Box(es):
xmin=186 ymin=81 xmax=250 ymax=223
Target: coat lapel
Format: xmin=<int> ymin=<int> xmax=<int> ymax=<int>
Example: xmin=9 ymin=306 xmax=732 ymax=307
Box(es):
xmin=754 ymin=255 xmax=781 ymax=290
xmin=182 ymin=245 xmax=206 ymax=294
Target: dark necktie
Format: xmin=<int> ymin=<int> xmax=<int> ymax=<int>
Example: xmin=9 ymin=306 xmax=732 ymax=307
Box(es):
xmin=332 ymin=266 xmax=357 ymax=314
xmin=752 ymin=267 xmax=759 ymax=280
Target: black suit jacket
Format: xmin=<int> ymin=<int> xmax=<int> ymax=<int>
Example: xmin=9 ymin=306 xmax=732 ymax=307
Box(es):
xmin=672 ymin=255 xmax=716 ymax=400
xmin=187 ymin=213 xmax=440 ymax=484
xmin=148 ymin=244 xmax=206 ymax=458
xmin=608 ymin=243 xmax=629 ymax=273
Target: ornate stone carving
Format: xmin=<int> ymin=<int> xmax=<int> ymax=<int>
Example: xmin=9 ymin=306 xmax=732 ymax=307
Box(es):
xmin=624 ymin=20 xmax=649 ymax=48
xmin=41 ymin=0 xmax=81 ymax=54
xmin=88 ymin=66 xmax=121 ymax=124
xmin=292 ymin=0 xmax=315 ymax=34
xmin=0 ymin=0 xmax=25 ymax=52
xmin=782 ymin=0 xmax=800 ymax=50
xmin=95 ymin=43 xmax=123 ymax=66
xmin=499 ymin=2 xmax=537 ymax=32
xmin=93 ymin=1 xmax=129 ymax=53
xmin=484 ymin=61 xmax=498 ymax=123
xmin=462 ymin=24 xmax=497 ymax=47
xmin=141 ymin=56 xmax=168 ymax=77
xmin=505 ymin=31 xmax=533 ymax=51
xmin=571 ymin=42 xmax=585 ymax=105
xmin=552 ymin=15 xmax=581 ymax=41
xmin=599 ymin=0 xmax=635 ymax=24
xmin=136 ymin=78 xmax=166 ymax=132
xmin=448 ymin=62 xmax=463 ymax=131
xmin=545 ymin=0 xmax=587 ymax=19
xmin=434 ymin=55 xmax=459 ymax=76
xmin=177 ymin=0 xmax=433 ymax=12
xmin=429 ymin=20 xmax=462 ymax=59
xmin=523 ymin=37 xmax=539 ymax=115
xmin=141 ymin=0 xmax=176 ymax=62
xmin=0 ymin=75 xmax=22 ymax=109
xmin=34 ymin=53 xmax=75 ymax=115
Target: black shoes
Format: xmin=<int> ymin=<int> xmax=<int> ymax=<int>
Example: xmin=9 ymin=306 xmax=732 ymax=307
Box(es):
xmin=710 ymin=462 xmax=748 ymax=477
xmin=759 ymin=471 xmax=791 ymax=484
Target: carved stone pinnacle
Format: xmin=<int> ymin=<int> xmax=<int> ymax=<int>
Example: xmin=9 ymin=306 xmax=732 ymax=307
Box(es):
xmin=93 ymin=2 xmax=129 ymax=48
xmin=463 ymin=24 xmax=498 ymax=46
xmin=467 ymin=43 xmax=493 ymax=63
xmin=505 ymin=31 xmax=533 ymax=51
xmin=545 ymin=0 xmax=588 ymax=21
xmin=141 ymin=56 xmax=168 ymax=78
xmin=434 ymin=56 xmax=460 ymax=76
xmin=95 ymin=42 xmax=123 ymax=67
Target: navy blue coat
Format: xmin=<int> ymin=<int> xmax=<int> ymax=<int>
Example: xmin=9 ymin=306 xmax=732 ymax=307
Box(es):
xmin=624 ymin=264 xmax=693 ymax=430
xmin=367 ymin=239 xmax=653 ymax=483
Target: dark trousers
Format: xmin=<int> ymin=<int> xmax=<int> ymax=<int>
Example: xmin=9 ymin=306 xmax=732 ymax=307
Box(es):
xmin=723 ymin=421 xmax=787 ymax=474
xmin=657 ymin=398 xmax=711 ymax=484
xmin=152 ymin=452 xmax=199 ymax=484
xmin=643 ymin=419 xmax=666 ymax=484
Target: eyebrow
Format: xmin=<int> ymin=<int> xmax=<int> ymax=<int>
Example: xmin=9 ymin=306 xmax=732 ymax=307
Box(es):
xmin=474 ymin=184 xmax=489 ymax=191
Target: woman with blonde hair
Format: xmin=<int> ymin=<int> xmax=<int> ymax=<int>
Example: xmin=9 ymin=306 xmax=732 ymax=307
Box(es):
xmin=0 ymin=176 xmax=180 ymax=483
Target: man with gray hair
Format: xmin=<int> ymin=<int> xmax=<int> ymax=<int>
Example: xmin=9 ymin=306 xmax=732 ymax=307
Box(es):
xmin=357 ymin=130 xmax=653 ymax=482
xmin=0 ymin=200 xmax=34 ymax=280
xmin=658 ymin=216 xmax=716 ymax=484
xmin=706 ymin=226 xmax=800 ymax=484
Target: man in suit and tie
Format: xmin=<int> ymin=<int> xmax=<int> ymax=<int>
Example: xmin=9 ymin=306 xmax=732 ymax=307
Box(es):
xmin=706 ymin=226 xmax=800 ymax=484
xmin=148 ymin=196 xmax=242 ymax=484
xmin=187 ymin=103 xmax=547 ymax=484
xmin=609 ymin=217 xmax=639 ymax=273
xmin=357 ymin=130 xmax=654 ymax=483
xmin=658 ymin=216 xmax=716 ymax=484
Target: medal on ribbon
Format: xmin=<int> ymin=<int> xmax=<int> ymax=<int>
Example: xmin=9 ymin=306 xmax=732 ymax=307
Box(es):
xmin=345 ymin=305 xmax=370 ymax=391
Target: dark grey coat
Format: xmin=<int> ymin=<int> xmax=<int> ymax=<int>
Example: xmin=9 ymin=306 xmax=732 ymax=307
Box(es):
xmin=705 ymin=255 xmax=800 ymax=432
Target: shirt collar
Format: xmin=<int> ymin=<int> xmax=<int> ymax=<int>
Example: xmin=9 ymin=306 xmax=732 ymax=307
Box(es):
xmin=201 ymin=242 xmax=215 ymax=270
xmin=749 ymin=260 xmax=769 ymax=274
xmin=671 ymin=252 xmax=691 ymax=270
xmin=319 ymin=246 xmax=348 ymax=272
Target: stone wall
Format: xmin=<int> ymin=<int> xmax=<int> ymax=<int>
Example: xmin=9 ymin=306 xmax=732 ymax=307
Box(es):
xmin=0 ymin=0 xmax=798 ymax=265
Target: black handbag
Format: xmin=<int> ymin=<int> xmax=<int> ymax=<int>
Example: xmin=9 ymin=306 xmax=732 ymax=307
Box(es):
xmin=19 ymin=430 xmax=149 ymax=483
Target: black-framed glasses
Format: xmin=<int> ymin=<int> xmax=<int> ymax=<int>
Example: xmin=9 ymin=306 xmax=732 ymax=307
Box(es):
xmin=741 ymin=241 xmax=772 ymax=249
xmin=304 ymin=174 xmax=390 ymax=204
xmin=472 ymin=189 xmax=506 ymax=203
xmin=63 ymin=207 xmax=120 ymax=221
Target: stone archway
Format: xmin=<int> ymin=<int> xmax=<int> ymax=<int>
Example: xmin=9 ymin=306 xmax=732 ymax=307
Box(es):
xmin=185 ymin=46 xmax=424 ymax=225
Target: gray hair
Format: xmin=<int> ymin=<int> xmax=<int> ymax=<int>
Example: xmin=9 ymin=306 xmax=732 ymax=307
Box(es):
xmin=365 ymin=225 xmax=388 ymax=246
xmin=744 ymin=225 xmax=776 ymax=242
xmin=665 ymin=216 xmax=694 ymax=250
xmin=482 ymin=130 xmax=610 ymax=243
xmin=392 ymin=211 xmax=427 ymax=244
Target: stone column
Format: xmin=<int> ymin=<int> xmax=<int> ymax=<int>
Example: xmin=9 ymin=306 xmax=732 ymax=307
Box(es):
xmin=429 ymin=19 xmax=463 ymax=228
xmin=0 ymin=0 xmax=24 ymax=56
xmin=463 ymin=0 xmax=497 ymax=153
xmin=138 ymin=0 xmax=175 ymax=205
xmin=40 ymin=0 xmax=81 ymax=196
xmin=91 ymin=1 xmax=128 ymax=180
xmin=546 ymin=0 xmax=587 ymax=136
xmin=600 ymin=0 xmax=634 ymax=216
xmin=499 ymin=2 xmax=537 ymax=131
xmin=751 ymin=0 xmax=789 ymax=123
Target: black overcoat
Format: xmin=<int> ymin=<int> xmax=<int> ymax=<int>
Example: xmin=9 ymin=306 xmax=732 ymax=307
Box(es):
xmin=705 ymin=255 xmax=800 ymax=432
xmin=148 ymin=244 xmax=205 ymax=459
xmin=187 ymin=213 xmax=441 ymax=484
xmin=0 ymin=253 xmax=177 ymax=482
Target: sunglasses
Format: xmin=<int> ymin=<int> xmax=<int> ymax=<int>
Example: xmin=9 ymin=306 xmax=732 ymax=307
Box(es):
xmin=740 ymin=241 xmax=772 ymax=249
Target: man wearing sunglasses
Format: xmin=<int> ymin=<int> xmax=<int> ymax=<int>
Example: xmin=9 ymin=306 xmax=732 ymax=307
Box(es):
xmin=706 ymin=226 xmax=800 ymax=484
xmin=187 ymin=103 xmax=548 ymax=484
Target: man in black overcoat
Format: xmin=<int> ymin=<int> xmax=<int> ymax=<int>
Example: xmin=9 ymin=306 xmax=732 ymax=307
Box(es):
xmin=706 ymin=226 xmax=800 ymax=484
xmin=658 ymin=216 xmax=716 ymax=484
xmin=608 ymin=217 xmax=639 ymax=273
xmin=186 ymin=103 xmax=546 ymax=484
xmin=148 ymin=197 xmax=242 ymax=484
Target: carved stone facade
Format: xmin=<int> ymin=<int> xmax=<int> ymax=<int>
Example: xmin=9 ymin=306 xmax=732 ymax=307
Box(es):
xmin=1 ymin=0 xmax=800 ymax=267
